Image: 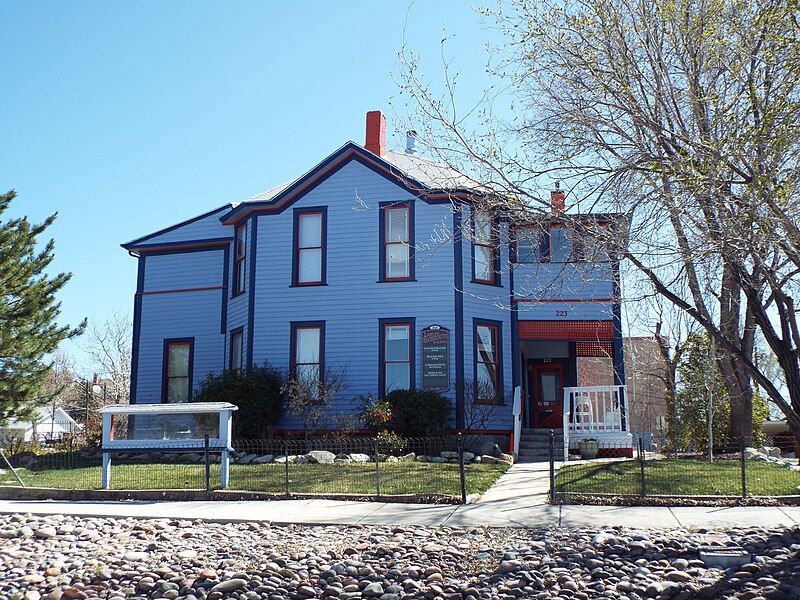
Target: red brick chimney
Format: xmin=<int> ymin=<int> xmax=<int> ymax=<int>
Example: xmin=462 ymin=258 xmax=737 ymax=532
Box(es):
xmin=365 ymin=110 xmax=387 ymax=157
xmin=551 ymin=181 xmax=565 ymax=213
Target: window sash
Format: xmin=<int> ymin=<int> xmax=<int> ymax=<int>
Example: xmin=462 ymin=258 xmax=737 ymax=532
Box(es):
xmin=383 ymin=206 xmax=411 ymax=280
xmin=516 ymin=227 xmax=541 ymax=263
xmin=230 ymin=331 xmax=243 ymax=372
xmin=475 ymin=325 xmax=499 ymax=402
xmin=294 ymin=327 xmax=321 ymax=378
xmin=383 ymin=323 xmax=411 ymax=393
xmin=295 ymin=212 xmax=324 ymax=284
xmin=549 ymin=226 xmax=572 ymax=263
xmin=233 ymin=224 xmax=246 ymax=294
xmin=165 ymin=342 xmax=191 ymax=403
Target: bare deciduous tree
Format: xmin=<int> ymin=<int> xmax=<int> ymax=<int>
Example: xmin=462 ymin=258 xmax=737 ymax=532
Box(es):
xmin=396 ymin=0 xmax=800 ymax=443
xmin=82 ymin=312 xmax=132 ymax=404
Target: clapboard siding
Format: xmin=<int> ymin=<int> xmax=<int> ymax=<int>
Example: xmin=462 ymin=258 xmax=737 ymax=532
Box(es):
xmin=460 ymin=209 xmax=514 ymax=430
xmin=513 ymin=262 xmax=614 ymax=300
xmin=144 ymin=250 xmax=225 ymax=292
xmin=133 ymin=250 xmax=226 ymax=404
xmin=224 ymin=221 xmax=250 ymax=366
xmin=250 ymin=159 xmax=458 ymax=429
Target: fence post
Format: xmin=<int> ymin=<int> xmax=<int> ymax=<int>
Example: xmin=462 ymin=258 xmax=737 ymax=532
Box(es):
xmin=638 ymin=437 xmax=646 ymax=497
xmin=374 ymin=437 xmax=381 ymax=499
xmin=283 ymin=438 xmax=290 ymax=497
xmin=458 ymin=433 xmax=467 ymax=504
xmin=549 ymin=429 xmax=556 ymax=503
xmin=204 ymin=435 xmax=211 ymax=499
xmin=740 ymin=438 xmax=747 ymax=498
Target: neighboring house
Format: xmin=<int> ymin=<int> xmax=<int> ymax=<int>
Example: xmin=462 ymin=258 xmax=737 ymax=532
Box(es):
xmin=0 ymin=407 xmax=80 ymax=442
xmin=122 ymin=110 xmax=632 ymax=455
xmin=576 ymin=336 xmax=669 ymax=445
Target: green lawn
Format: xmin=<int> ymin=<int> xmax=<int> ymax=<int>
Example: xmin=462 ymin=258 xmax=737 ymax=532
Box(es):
xmin=1 ymin=461 xmax=509 ymax=497
xmin=555 ymin=458 xmax=800 ymax=496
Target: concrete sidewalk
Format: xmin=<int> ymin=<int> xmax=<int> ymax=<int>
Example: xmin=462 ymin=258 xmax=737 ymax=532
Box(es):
xmin=1 ymin=461 xmax=799 ymax=528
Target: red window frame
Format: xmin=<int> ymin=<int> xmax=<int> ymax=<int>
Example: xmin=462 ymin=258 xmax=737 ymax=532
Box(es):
xmin=229 ymin=328 xmax=244 ymax=372
xmin=290 ymin=323 xmax=324 ymax=382
xmin=472 ymin=210 xmax=497 ymax=284
xmin=232 ymin=224 xmax=246 ymax=296
xmin=162 ymin=339 xmax=193 ymax=404
xmin=293 ymin=210 xmax=325 ymax=286
xmin=475 ymin=323 xmax=500 ymax=404
xmin=382 ymin=205 xmax=412 ymax=281
xmin=381 ymin=321 xmax=413 ymax=395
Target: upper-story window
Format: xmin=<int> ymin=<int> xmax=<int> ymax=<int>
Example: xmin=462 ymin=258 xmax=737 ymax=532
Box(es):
xmin=229 ymin=328 xmax=243 ymax=373
xmin=233 ymin=224 xmax=246 ymax=295
xmin=379 ymin=202 xmax=414 ymax=282
xmin=163 ymin=338 xmax=193 ymax=403
xmin=293 ymin=208 xmax=327 ymax=285
xmin=514 ymin=223 xmax=610 ymax=263
xmin=472 ymin=210 xmax=498 ymax=284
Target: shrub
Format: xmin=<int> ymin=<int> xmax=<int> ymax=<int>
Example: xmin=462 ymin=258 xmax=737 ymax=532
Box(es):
xmin=376 ymin=429 xmax=407 ymax=454
xmin=359 ymin=395 xmax=392 ymax=433
xmin=384 ymin=389 xmax=451 ymax=438
xmin=192 ymin=363 xmax=285 ymax=439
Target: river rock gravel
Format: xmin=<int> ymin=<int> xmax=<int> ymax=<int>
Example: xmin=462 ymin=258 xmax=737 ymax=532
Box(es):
xmin=1 ymin=514 xmax=799 ymax=600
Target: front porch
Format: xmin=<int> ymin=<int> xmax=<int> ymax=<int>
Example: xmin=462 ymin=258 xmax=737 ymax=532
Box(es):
xmin=511 ymin=320 xmax=634 ymax=460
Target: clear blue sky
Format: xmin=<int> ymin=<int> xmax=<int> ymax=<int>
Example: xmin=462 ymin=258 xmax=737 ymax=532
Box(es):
xmin=0 ymin=2 xmax=503 ymax=364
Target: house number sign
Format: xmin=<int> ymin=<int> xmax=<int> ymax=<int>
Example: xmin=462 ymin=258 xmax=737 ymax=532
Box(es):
xmin=421 ymin=325 xmax=450 ymax=392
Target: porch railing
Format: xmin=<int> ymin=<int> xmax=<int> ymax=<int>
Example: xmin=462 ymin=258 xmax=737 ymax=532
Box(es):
xmin=562 ymin=385 xmax=627 ymax=462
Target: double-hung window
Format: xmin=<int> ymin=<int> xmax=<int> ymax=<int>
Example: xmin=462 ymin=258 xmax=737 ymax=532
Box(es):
xmin=474 ymin=321 xmax=501 ymax=403
xmin=380 ymin=202 xmax=414 ymax=281
xmin=472 ymin=210 xmax=497 ymax=284
xmin=232 ymin=224 xmax=246 ymax=295
xmin=229 ymin=328 xmax=243 ymax=372
xmin=163 ymin=339 xmax=193 ymax=403
xmin=293 ymin=208 xmax=327 ymax=285
xmin=549 ymin=226 xmax=572 ymax=263
xmin=291 ymin=322 xmax=324 ymax=390
xmin=515 ymin=226 xmax=542 ymax=263
xmin=381 ymin=320 xmax=414 ymax=394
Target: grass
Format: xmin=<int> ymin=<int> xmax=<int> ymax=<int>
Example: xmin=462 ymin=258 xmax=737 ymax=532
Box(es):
xmin=0 ymin=461 xmax=509 ymax=497
xmin=555 ymin=458 xmax=800 ymax=497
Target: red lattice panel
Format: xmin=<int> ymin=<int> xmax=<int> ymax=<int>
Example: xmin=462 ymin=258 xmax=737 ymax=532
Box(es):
xmin=575 ymin=341 xmax=614 ymax=357
xmin=519 ymin=320 xmax=615 ymax=341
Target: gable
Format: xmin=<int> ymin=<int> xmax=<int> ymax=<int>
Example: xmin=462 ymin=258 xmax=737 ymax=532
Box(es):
xmin=220 ymin=142 xmax=476 ymax=225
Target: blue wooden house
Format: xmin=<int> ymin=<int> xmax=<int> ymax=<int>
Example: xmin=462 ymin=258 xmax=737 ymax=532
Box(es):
xmin=122 ymin=111 xmax=633 ymax=459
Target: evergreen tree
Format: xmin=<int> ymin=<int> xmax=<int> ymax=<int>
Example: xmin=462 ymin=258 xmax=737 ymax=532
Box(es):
xmin=0 ymin=190 xmax=84 ymax=425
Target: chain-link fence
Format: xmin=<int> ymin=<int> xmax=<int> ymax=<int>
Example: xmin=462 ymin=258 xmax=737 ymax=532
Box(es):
xmin=552 ymin=435 xmax=800 ymax=502
xmin=0 ymin=434 xmax=511 ymax=503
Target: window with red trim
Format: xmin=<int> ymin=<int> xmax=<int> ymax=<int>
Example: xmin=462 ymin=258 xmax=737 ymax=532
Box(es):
xmin=475 ymin=324 xmax=499 ymax=402
xmin=294 ymin=210 xmax=325 ymax=285
xmin=293 ymin=325 xmax=322 ymax=385
xmin=233 ymin=224 xmax=246 ymax=295
xmin=163 ymin=340 xmax=192 ymax=403
xmin=382 ymin=323 xmax=411 ymax=393
xmin=383 ymin=205 xmax=411 ymax=280
xmin=472 ymin=210 xmax=497 ymax=284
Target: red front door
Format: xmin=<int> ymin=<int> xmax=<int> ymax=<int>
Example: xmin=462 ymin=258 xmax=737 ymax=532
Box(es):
xmin=529 ymin=363 xmax=564 ymax=428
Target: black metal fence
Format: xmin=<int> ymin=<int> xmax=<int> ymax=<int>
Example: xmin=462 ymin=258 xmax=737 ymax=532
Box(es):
xmin=0 ymin=434 xmax=511 ymax=503
xmin=551 ymin=435 xmax=800 ymax=502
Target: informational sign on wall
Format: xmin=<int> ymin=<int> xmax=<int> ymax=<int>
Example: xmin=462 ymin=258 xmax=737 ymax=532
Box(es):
xmin=421 ymin=325 xmax=450 ymax=392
